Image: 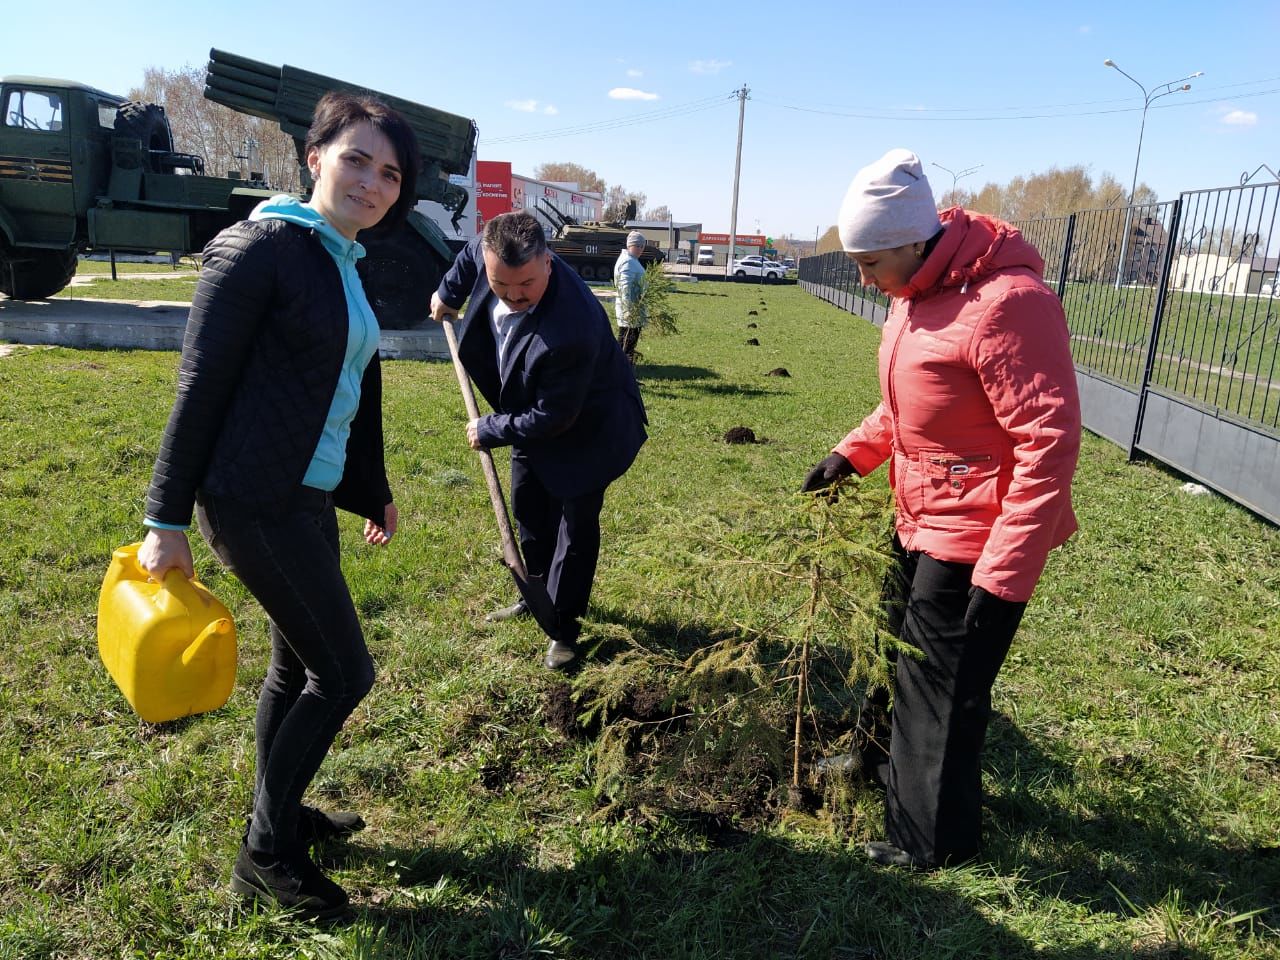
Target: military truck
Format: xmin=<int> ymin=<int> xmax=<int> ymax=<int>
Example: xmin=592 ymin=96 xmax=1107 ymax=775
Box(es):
xmin=535 ymin=197 xmax=664 ymax=281
xmin=0 ymin=49 xmax=476 ymax=327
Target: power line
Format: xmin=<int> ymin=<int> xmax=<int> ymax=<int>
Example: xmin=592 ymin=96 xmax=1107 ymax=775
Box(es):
xmin=756 ymin=86 xmax=1279 ymax=122
xmin=756 ymin=75 xmax=1280 ymax=117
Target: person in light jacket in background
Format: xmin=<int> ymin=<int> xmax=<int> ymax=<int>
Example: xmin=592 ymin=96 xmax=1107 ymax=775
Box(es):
xmin=137 ymin=92 xmax=417 ymax=920
xmin=801 ymin=148 xmax=1081 ymax=870
xmin=613 ymin=230 xmax=648 ymax=362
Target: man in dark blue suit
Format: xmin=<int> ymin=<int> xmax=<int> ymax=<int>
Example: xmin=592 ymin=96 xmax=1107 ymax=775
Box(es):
xmin=430 ymin=212 xmax=647 ymax=669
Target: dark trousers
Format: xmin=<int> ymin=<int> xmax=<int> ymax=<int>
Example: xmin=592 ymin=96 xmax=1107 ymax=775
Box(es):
xmin=196 ymin=488 xmax=375 ymax=857
xmin=618 ymin=325 xmax=641 ymax=360
xmin=867 ymin=535 xmax=1025 ymax=866
xmin=510 ymin=450 xmax=607 ymax=644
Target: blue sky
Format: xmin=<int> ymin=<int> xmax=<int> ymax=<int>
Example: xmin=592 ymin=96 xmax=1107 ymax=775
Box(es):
xmin=5 ymin=0 xmax=1277 ymax=240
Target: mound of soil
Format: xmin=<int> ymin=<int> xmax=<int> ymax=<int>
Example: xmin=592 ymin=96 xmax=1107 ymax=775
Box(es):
xmin=543 ymin=680 xmax=678 ymax=739
xmin=747 ymin=322 xmax=758 ymax=328
xmin=543 ymin=682 xmax=578 ymax=737
xmin=745 ymin=338 xmax=760 ymax=346
xmin=765 ymin=368 xmax=790 ymax=377
xmin=747 ymin=310 xmax=758 ymax=316
xmin=724 ymin=426 xmax=757 ymax=444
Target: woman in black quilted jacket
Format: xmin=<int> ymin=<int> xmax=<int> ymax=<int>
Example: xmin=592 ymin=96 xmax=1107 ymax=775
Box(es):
xmin=136 ymin=92 xmax=419 ymax=921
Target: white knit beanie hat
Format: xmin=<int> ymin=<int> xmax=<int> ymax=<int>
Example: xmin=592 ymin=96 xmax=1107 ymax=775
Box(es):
xmin=838 ymin=149 xmax=942 ymax=253
xmin=626 ymin=231 xmax=646 ymax=247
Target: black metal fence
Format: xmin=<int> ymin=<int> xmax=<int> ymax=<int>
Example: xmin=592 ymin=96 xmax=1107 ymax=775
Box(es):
xmin=798 ymin=180 xmax=1280 ymax=526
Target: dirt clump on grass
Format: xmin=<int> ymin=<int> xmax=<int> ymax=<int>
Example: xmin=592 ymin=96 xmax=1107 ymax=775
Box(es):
xmin=724 ymin=426 xmax=757 ymax=444
xmin=766 ymin=368 xmax=790 ymax=377
xmin=745 ymin=338 xmax=760 ymax=346
xmin=543 ymin=679 xmax=679 ymax=739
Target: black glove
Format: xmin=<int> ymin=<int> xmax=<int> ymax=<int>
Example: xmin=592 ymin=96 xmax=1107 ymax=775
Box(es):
xmin=963 ymin=586 xmax=1027 ymax=635
xmin=801 ymin=453 xmax=856 ymax=493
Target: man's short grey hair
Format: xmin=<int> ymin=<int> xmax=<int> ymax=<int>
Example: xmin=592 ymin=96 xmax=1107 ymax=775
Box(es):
xmin=482 ymin=212 xmax=548 ymax=266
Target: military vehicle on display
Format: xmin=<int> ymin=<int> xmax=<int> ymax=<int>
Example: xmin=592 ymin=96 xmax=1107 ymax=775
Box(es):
xmin=535 ymin=197 xmax=664 ymax=281
xmin=0 ymin=49 xmax=476 ymax=327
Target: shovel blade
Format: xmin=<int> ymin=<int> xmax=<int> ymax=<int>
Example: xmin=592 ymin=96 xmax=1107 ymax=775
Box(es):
xmin=510 ymin=570 xmax=561 ymax=642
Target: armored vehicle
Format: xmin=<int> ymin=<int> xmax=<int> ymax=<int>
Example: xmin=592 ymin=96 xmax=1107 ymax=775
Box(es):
xmin=0 ymin=49 xmax=476 ymax=327
xmin=536 ymin=198 xmax=663 ymax=281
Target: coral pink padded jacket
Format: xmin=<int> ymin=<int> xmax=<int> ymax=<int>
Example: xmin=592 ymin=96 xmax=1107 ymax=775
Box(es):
xmin=834 ymin=208 xmax=1081 ymax=603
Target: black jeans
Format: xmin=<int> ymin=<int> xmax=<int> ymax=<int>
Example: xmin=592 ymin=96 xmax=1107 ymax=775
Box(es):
xmin=618 ymin=326 xmax=641 ymax=360
xmin=196 ymin=488 xmax=375 ymax=857
xmin=872 ymin=535 xmax=1025 ymax=866
xmin=510 ymin=450 xmax=606 ymax=645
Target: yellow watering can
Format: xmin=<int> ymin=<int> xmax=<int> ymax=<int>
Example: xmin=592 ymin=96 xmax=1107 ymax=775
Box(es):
xmin=97 ymin=543 xmax=237 ymax=723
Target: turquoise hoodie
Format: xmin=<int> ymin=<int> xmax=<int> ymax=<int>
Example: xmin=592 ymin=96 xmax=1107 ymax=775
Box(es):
xmin=250 ymin=195 xmax=381 ymax=493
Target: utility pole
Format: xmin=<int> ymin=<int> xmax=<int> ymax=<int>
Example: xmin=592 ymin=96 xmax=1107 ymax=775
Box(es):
xmin=726 ymin=85 xmax=750 ymax=278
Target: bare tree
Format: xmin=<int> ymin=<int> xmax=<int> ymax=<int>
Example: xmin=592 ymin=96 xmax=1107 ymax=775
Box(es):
xmin=603 ymin=185 xmax=645 ymax=223
xmin=533 ymin=162 xmax=606 ymax=195
xmin=644 ymin=204 xmax=671 ymax=222
xmin=964 ymin=166 xmax=1158 ymax=222
xmin=816 ymin=225 xmax=841 ymax=255
xmin=130 ymin=65 xmax=300 ymax=191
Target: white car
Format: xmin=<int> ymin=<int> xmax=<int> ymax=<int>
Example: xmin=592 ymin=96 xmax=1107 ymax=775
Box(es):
xmin=731 ymin=256 xmax=786 ymax=280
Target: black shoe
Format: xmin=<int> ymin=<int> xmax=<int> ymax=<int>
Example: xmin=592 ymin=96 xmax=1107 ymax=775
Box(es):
xmin=231 ymin=843 xmax=351 ymax=921
xmin=543 ymin=639 xmax=580 ymax=670
xmin=485 ymin=600 xmax=530 ymax=623
xmin=297 ymin=804 xmax=365 ymax=847
xmin=865 ymin=840 xmax=936 ymax=871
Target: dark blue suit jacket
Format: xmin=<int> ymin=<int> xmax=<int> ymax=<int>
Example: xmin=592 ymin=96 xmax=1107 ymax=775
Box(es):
xmin=436 ymin=236 xmax=647 ymax=499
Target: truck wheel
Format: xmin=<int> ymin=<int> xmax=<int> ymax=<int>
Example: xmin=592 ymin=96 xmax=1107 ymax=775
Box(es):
xmin=114 ymin=102 xmax=175 ymax=174
xmin=357 ymin=224 xmax=444 ymax=330
xmin=0 ymin=247 xmax=78 ymax=300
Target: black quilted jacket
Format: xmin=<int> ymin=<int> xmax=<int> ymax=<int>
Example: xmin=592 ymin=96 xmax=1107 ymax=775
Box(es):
xmin=145 ymin=219 xmax=391 ymax=528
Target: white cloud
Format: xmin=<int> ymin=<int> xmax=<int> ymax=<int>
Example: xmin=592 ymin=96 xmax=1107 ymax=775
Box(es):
xmin=1222 ymin=109 xmax=1257 ymax=127
xmin=504 ymin=100 xmax=555 ymax=116
xmin=689 ymin=58 xmax=731 ymax=75
xmin=609 ymin=87 xmax=660 ymax=101
xmin=626 ymin=68 xmax=643 ymax=78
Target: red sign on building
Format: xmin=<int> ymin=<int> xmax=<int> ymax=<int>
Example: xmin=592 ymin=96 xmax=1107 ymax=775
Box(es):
xmin=698 ymin=232 xmax=764 ymax=248
xmin=476 ymin=160 xmax=514 ymax=229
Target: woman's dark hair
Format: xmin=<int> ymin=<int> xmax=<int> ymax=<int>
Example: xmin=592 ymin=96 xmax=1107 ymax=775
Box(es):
xmin=305 ymin=91 xmax=420 ymax=229
xmin=481 ymin=211 xmax=548 ymax=266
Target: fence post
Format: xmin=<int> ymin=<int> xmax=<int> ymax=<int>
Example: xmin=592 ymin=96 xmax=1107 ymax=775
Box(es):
xmin=1055 ymin=213 xmax=1077 ymax=301
xmin=1127 ymin=197 xmax=1183 ymax=461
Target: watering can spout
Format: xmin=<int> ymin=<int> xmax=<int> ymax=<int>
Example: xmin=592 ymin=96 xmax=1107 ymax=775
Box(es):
xmin=180 ymin=617 xmax=234 ymax=669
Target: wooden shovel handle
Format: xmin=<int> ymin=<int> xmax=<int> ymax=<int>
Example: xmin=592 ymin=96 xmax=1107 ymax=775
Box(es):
xmin=441 ymin=318 xmax=528 ymax=580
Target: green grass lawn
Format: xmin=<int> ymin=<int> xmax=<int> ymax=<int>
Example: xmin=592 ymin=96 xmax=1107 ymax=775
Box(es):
xmin=54 ymin=275 xmax=201 ymax=302
xmin=75 ymin=258 xmax=199 ymax=276
xmin=0 ymin=282 xmax=1277 ymax=959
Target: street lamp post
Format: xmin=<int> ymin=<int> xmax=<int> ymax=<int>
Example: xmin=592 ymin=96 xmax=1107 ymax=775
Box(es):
xmin=1104 ymin=59 xmax=1202 ymax=287
xmin=930 ymin=161 xmax=982 ymax=207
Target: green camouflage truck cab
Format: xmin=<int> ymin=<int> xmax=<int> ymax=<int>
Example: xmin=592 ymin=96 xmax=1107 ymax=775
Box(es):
xmin=1 ymin=51 xmax=477 ymax=327
xmin=0 ymin=75 xmax=270 ymax=299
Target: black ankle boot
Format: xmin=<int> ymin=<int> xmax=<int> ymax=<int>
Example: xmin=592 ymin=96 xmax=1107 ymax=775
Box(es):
xmin=297 ymin=804 xmax=365 ymax=847
xmin=231 ymin=842 xmax=351 ymax=921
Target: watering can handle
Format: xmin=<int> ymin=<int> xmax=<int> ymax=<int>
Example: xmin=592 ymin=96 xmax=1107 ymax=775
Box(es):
xmin=161 ymin=566 xmax=206 ymax=608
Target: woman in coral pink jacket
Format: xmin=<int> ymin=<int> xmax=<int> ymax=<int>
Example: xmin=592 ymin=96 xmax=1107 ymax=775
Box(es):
xmin=802 ymin=149 xmax=1081 ymax=870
